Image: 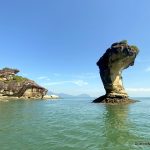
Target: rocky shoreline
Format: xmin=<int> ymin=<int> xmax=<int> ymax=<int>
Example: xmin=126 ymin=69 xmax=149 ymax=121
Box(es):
xmin=93 ymin=95 xmax=139 ymax=104
xmin=0 ymin=94 xmax=60 ymax=101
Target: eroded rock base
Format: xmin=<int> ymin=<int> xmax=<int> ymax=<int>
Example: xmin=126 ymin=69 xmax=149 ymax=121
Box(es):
xmin=93 ymin=95 xmax=138 ymax=104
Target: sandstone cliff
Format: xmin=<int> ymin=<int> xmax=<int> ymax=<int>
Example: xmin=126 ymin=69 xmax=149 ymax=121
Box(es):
xmin=93 ymin=40 xmax=139 ymax=103
xmin=0 ymin=68 xmax=47 ymax=99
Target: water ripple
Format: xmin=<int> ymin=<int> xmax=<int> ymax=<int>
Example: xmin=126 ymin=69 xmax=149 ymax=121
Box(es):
xmin=0 ymin=98 xmax=150 ymax=150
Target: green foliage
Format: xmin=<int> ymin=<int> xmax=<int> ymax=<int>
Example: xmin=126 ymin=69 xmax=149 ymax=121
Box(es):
xmin=2 ymin=67 xmax=18 ymax=71
xmin=13 ymin=75 xmax=28 ymax=82
xmin=119 ymin=40 xmax=128 ymax=44
xmin=2 ymin=67 xmax=11 ymax=70
xmin=130 ymin=45 xmax=139 ymax=52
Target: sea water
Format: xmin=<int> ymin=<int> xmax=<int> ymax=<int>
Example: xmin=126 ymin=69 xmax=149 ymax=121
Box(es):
xmin=0 ymin=97 xmax=150 ymax=150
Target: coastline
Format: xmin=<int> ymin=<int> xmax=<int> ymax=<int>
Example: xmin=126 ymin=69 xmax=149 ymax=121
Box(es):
xmin=0 ymin=94 xmax=60 ymax=101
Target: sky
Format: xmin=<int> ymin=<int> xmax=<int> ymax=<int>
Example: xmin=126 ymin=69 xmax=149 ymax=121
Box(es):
xmin=0 ymin=0 xmax=150 ymax=97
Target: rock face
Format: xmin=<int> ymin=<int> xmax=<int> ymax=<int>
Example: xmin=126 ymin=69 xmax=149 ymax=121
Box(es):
xmin=0 ymin=68 xmax=47 ymax=99
xmin=93 ymin=41 xmax=139 ymax=103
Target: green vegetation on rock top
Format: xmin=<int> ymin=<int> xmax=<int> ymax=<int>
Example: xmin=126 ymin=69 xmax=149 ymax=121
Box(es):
xmin=119 ymin=40 xmax=128 ymax=44
xmin=13 ymin=76 xmax=28 ymax=82
xmin=2 ymin=67 xmax=17 ymax=70
xmin=130 ymin=45 xmax=139 ymax=52
xmin=119 ymin=40 xmax=139 ymax=53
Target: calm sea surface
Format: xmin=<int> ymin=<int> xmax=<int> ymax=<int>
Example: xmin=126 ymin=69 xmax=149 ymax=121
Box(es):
xmin=0 ymin=97 xmax=150 ymax=150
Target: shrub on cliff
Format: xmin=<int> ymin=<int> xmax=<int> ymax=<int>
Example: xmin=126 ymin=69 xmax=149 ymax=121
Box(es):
xmin=13 ymin=76 xmax=28 ymax=82
xmin=130 ymin=45 xmax=139 ymax=52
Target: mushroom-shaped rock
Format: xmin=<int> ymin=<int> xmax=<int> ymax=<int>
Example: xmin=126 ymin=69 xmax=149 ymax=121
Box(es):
xmin=93 ymin=40 xmax=139 ymax=103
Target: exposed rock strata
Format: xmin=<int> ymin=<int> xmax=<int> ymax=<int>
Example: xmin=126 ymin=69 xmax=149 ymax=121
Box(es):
xmin=93 ymin=41 xmax=139 ymax=103
xmin=0 ymin=68 xmax=47 ymax=99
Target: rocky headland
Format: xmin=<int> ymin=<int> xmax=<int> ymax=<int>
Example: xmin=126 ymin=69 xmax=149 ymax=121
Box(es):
xmin=0 ymin=68 xmax=48 ymax=100
xmin=93 ymin=40 xmax=139 ymax=104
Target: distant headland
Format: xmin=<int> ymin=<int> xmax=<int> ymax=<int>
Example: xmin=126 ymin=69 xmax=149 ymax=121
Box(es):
xmin=0 ymin=67 xmax=48 ymax=100
xmin=93 ymin=40 xmax=139 ymax=104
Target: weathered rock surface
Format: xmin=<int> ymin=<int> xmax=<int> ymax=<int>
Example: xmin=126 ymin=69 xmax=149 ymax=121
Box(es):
xmin=0 ymin=68 xmax=47 ymax=99
xmin=93 ymin=41 xmax=139 ymax=103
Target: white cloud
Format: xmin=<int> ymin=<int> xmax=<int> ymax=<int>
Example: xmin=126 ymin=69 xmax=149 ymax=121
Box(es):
xmin=37 ymin=76 xmax=50 ymax=81
xmin=72 ymin=73 xmax=99 ymax=79
xmin=145 ymin=67 xmax=150 ymax=72
xmin=37 ymin=76 xmax=47 ymax=79
xmin=73 ymin=80 xmax=88 ymax=86
xmin=127 ymin=88 xmax=150 ymax=92
xmin=43 ymin=80 xmax=88 ymax=87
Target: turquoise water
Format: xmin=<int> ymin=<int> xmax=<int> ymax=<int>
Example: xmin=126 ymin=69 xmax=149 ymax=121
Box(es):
xmin=0 ymin=98 xmax=150 ymax=150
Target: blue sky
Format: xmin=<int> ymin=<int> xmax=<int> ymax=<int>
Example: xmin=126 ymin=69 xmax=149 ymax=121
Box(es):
xmin=0 ymin=0 xmax=150 ymax=97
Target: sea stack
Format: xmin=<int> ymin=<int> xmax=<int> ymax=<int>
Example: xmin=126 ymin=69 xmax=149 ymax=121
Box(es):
xmin=93 ymin=40 xmax=139 ymax=103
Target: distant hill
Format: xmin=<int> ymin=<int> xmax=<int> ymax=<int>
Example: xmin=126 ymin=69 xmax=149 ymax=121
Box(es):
xmin=76 ymin=94 xmax=91 ymax=98
xmin=47 ymin=91 xmax=91 ymax=98
xmin=47 ymin=91 xmax=55 ymax=95
xmin=47 ymin=91 xmax=73 ymax=98
xmin=57 ymin=93 xmax=73 ymax=98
